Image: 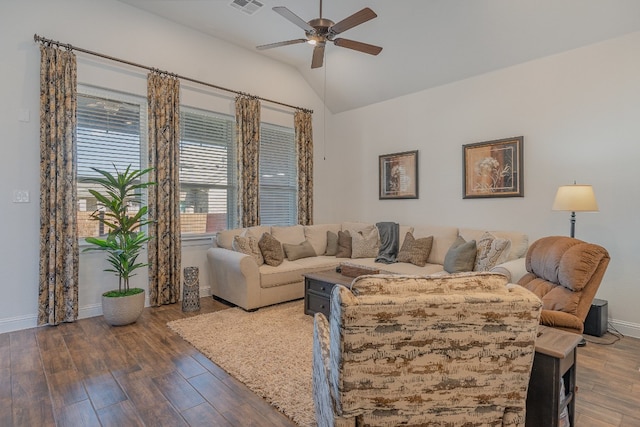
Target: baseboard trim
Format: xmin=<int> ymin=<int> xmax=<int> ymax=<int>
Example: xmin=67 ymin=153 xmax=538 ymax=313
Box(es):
xmin=608 ymin=319 xmax=640 ymax=339
xmin=0 ymin=314 xmax=38 ymax=334
xmin=0 ymin=286 xmax=213 ymax=334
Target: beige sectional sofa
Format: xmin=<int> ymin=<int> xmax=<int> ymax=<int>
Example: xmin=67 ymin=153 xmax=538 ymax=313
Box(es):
xmin=206 ymin=221 xmax=529 ymax=311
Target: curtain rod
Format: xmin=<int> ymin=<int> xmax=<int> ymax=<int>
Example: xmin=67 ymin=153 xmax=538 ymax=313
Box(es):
xmin=34 ymin=34 xmax=313 ymax=114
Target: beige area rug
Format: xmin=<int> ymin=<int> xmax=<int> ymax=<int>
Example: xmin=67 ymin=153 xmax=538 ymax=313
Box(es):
xmin=167 ymin=300 xmax=315 ymax=427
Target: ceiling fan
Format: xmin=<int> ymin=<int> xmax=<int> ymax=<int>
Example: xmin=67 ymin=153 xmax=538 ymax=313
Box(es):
xmin=256 ymin=0 xmax=382 ymax=69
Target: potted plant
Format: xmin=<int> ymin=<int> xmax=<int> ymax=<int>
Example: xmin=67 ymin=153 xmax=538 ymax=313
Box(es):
xmin=83 ymin=164 xmax=155 ymax=326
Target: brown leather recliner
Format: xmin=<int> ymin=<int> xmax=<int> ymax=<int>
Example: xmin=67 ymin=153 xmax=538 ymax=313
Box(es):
xmin=518 ymin=236 xmax=610 ymax=334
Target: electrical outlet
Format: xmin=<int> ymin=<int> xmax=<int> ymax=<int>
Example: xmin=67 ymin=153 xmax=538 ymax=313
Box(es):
xmin=12 ymin=190 xmax=30 ymax=203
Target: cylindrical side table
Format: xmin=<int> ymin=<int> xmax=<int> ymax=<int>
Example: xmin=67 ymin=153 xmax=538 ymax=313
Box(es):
xmin=182 ymin=266 xmax=200 ymax=312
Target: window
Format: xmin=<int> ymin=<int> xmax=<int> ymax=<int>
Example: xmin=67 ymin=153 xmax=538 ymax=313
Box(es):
xmin=76 ymin=86 xmax=298 ymax=237
xmin=259 ymin=123 xmax=297 ymax=226
xmin=76 ymin=88 xmax=147 ymax=238
xmin=179 ymin=108 xmax=237 ymax=234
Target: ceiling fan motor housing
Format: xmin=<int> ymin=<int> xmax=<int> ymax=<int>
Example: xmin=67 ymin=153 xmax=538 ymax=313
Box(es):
xmin=307 ymin=18 xmax=334 ymax=39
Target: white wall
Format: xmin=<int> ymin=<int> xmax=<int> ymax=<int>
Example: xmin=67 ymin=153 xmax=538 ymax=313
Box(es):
xmin=3 ymin=0 xmax=639 ymax=338
xmin=0 ymin=0 xmax=326 ymax=333
xmin=324 ymin=31 xmax=640 ymax=337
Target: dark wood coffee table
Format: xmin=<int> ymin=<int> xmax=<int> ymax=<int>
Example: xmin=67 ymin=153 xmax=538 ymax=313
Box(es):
xmin=303 ymin=269 xmax=354 ymax=318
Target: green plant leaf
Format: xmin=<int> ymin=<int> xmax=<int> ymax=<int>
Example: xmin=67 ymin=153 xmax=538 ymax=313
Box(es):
xmin=83 ymin=164 xmax=156 ymax=289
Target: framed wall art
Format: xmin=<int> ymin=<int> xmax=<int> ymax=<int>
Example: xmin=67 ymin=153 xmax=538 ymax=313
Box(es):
xmin=463 ymin=136 xmax=523 ymax=198
xmin=379 ymin=150 xmax=419 ymax=199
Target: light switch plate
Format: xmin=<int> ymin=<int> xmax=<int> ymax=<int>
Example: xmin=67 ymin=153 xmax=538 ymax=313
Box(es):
xmin=12 ymin=190 xmax=30 ymax=203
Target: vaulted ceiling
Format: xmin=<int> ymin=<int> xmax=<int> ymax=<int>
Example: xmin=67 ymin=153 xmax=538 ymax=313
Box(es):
xmin=117 ymin=0 xmax=640 ymax=113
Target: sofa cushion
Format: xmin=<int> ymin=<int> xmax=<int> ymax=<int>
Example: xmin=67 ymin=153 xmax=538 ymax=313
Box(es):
xmin=444 ymin=236 xmax=477 ymax=273
xmin=349 ymin=257 xmax=445 ymax=276
xmin=258 ymin=233 xmax=284 ymax=267
xmin=459 ymin=228 xmax=528 ymax=262
xmin=304 ymin=224 xmax=341 ymax=255
xmin=351 ymin=228 xmax=379 ymax=259
xmin=259 ymin=260 xmax=304 ymax=288
xmin=397 ymin=232 xmax=433 ymax=267
xmin=336 ymin=230 xmax=352 ymax=258
xmin=259 ymin=256 xmax=341 ymax=289
xmin=216 ymin=228 xmax=244 ymax=250
xmin=398 ymin=225 xmax=414 ymax=248
xmin=232 ymin=235 xmax=264 ymax=266
xmin=283 ymin=240 xmax=316 ymax=261
xmin=341 ymin=222 xmax=375 ymax=235
xmin=271 ymin=225 xmax=305 ymax=246
xmin=245 ymin=225 xmax=271 ymax=240
xmin=413 ymin=225 xmax=459 ymax=265
xmin=474 ymin=232 xmax=510 ymax=272
xmin=325 ymin=231 xmax=339 ymax=256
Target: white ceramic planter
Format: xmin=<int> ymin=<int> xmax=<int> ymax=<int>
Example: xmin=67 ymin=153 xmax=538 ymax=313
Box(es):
xmin=101 ymin=290 xmax=145 ymax=326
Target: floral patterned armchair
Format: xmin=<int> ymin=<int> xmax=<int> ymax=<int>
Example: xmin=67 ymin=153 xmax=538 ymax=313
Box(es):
xmin=312 ymin=272 xmax=542 ymax=427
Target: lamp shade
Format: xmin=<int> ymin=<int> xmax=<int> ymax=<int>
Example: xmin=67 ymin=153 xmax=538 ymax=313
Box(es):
xmin=552 ymin=185 xmax=599 ymax=212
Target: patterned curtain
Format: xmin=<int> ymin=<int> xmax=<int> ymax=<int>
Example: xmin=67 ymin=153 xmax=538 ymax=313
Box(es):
xmin=235 ymin=95 xmax=261 ymax=227
xmin=147 ymin=72 xmax=181 ymax=306
xmin=295 ymin=110 xmax=314 ymax=225
xmin=38 ymin=45 xmax=78 ymax=326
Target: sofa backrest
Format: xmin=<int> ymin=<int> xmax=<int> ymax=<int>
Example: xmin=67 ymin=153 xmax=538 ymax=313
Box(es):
xmin=327 ymin=273 xmax=542 ymax=425
xmin=304 ymin=224 xmax=341 ymax=255
xmin=412 ymin=225 xmax=459 ymax=265
xmin=214 ymin=226 xmax=273 ymax=249
xmin=459 ymin=228 xmax=529 ymax=262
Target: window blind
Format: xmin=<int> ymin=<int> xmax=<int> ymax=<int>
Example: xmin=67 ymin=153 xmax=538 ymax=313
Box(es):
xmin=76 ymin=90 xmax=146 ymax=238
xmin=259 ymin=123 xmax=297 ymax=226
xmin=180 ymin=108 xmax=237 ymax=233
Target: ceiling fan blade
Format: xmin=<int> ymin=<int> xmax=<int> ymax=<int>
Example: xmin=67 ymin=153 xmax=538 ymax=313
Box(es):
xmin=273 ymin=6 xmax=315 ymax=34
xmin=333 ymin=38 xmax=382 ymax=55
xmin=256 ymin=39 xmax=307 ymax=50
xmin=311 ymin=44 xmax=325 ymax=69
xmin=329 ymin=7 xmax=377 ymax=35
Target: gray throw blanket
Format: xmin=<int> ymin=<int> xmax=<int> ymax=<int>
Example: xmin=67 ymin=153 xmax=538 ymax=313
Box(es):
xmin=375 ymin=222 xmax=399 ymax=264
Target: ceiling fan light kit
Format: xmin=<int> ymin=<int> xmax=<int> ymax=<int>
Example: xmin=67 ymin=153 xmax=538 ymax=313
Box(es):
xmin=256 ymin=0 xmax=382 ymax=68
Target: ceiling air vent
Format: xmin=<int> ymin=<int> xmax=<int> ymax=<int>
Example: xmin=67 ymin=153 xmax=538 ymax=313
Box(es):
xmin=229 ymin=0 xmax=264 ymax=15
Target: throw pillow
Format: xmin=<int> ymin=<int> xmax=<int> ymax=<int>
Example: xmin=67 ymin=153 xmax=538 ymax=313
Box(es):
xmin=474 ymin=232 xmax=511 ymax=272
xmin=336 ymin=230 xmax=352 ymax=258
xmin=397 ymin=232 xmax=433 ymax=267
xmin=283 ymin=240 xmax=316 ymax=261
xmin=258 ymin=233 xmax=284 ymax=267
xmin=325 ymin=231 xmax=339 ymax=256
xmin=232 ymin=235 xmax=264 ymax=266
xmin=351 ymin=228 xmax=379 ymax=259
xmin=443 ymin=236 xmax=477 ymax=273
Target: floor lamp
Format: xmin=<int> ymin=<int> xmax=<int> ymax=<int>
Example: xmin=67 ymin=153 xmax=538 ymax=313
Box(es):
xmin=552 ymin=184 xmax=599 ymax=238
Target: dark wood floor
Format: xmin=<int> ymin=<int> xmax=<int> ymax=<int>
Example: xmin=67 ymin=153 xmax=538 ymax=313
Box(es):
xmin=1 ymin=298 xmax=639 ymax=426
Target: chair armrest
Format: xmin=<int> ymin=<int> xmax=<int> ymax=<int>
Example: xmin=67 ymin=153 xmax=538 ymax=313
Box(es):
xmin=540 ymin=309 xmax=584 ymax=334
xmin=313 ymin=313 xmax=334 ymax=427
xmin=491 ymin=258 xmax=527 ymax=283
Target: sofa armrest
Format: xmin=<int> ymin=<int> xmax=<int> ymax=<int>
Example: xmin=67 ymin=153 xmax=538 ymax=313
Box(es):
xmin=313 ymin=313 xmax=355 ymax=427
xmin=313 ymin=313 xmax=334 ymax=426
xmin=206 ymin=247 xmax=261 ymax=310
xmin=491 ymin=258 xmax=527 ymax=283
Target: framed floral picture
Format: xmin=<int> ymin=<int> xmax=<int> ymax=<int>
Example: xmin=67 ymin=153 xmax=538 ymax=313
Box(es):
xmin=463 ymin=136 xmax=523 ymax=198
xmin=379 ymin=150 xmax=419 ymax=199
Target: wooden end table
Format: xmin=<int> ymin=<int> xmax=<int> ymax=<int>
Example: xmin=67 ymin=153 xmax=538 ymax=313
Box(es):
xmin=526 ymin=325 xmax=583 ymax=427
xmin=303 ymin=270 xmax=354 ymax=318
